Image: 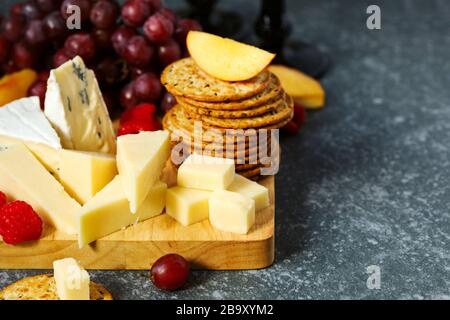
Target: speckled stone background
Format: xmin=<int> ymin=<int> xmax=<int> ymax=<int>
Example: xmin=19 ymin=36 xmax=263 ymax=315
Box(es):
xmin=1 ymin=0 xmax=449 ymax=300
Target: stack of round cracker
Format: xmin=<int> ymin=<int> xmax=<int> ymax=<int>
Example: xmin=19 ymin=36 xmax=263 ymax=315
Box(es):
xmin=161 ymin=58 xmax=293 ymax=179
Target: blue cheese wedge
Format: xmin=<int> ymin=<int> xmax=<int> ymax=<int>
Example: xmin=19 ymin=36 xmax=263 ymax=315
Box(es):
xmin=44 ymin=56 xmax=116 ymax=154
xmin=0 ymin=96 xmax=61 ymax=149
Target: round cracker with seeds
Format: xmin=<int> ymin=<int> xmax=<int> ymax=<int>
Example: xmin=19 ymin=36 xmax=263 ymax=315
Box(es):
xmin=0 ymin=274 xmax=113 ymax=300
xmin=161 ymin=58 xmax=271 ymax=102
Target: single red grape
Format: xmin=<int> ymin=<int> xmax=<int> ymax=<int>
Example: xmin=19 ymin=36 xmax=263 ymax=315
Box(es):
xmin=37 ymin=70 xmax=50 ymax=82
xmin=123 ymin=35 xmax=153 ymax=67
xmin=64 ymin=32 xmax=96 ymax=61
xmin=61 ymin=0 xmax=91 ymax=22
xmin=92 ymin=28 xmax=113 ymax=50
xmin=130 ymin=65 xmax=155 ymax=79
xmin=22 ymin=1 xmax=43 ymax=21
xmin=133 ymin=72 xmax=161 ymax=101
xmin=0 ymin=35 xmax=11 ymax=64
xmin=53 ymin=47 xmax=71 ymax=67
xmin=111 ymin=25 xmax=135 ymax=56
xmin=90 ymin=0 xmax=119 ymax=29
xmin=96 ymin=57 xmax=127 ymax=84
xmin=158 ymin=7 xmax=176 ymax=23
xmin=43 ymin=11 xmax=67 ymax=39
xmin=120 ymin=81 xmax=138 ymax=109
xmin=150 ymin=254 xmax=190 ymax=291
xmin=143 ymin=12 xmax=174 ymax=44
xmin=25 ymin=20 xmax=48 ymax=47
xmin=157 ymin=39 xmax=180 ymax=67
xmin=12 ymin=42 xmax=35 ymax=68
xmin=27 ymin=80 xmax=47 ymax=108
xmin=174 ymin=19 xmax=202 ymax=45
xmin=36 ymin=0 xmax=59 ymax=13
xmin=121 ymin=0 xmax=152 ymax=27
xmin=161 ymin=91 xmax=176 ymax=113
xmin=10 ymin=3 xmax=25 ymax=18
xmin=2 ymin=16 xmax=25 ymax=42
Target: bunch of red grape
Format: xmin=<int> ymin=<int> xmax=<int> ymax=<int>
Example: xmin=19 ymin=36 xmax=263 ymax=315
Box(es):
xmin=0 ymin=0 xmax=201 ymax=115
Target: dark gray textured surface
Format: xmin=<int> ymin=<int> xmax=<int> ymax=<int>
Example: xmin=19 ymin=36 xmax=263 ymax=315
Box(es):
xmin=1 ymin=0 xmax=449 ymax=299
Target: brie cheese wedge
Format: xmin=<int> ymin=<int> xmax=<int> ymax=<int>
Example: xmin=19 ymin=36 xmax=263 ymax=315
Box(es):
xmin=0 ymin=96 xmax=61 ymax=149
xmin=44 ymin=56 xmax=116 ymax=154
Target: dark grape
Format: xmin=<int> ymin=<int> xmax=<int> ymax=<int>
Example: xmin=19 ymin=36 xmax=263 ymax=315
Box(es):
xmin=27 ymin=80 xmax=47 ymax=108
xmin=37 ymin=70 xmax=50 ymax=82
xmin=53 ymin=47 xmax=71 ymax=67
xmin=157 ymin=39 xmax=180 ymax=67
xmin=96 ymin=57 xmax=127 ymax=84
xmin=0 ymin=35 xmax=11 ymax=64
xmin=43 ymin=11 xmax=67 ymax=39
xmin=92 ymin=28 xmax=113 ymax=50
xmin=144 ymin=0 xmax=162 ymax=11
xmin=158 ymin=7 xmax=176 ymax=24
xmin=61 ymin=0 xmax=91 ymax=22
xmin=64 ymin=32 xmax=96 ymax=61
xmin=120 ymin=81 xmax=138 ymax=109
xmin=90 ymin=0 xmax=119 ymax=29
xmin=174 ymin=19 xmax=202 ymax=45
xmin=2 ymin=16 xmax=26 ymax=42
xmin=150 ymin=254 xmax=190 ymax=291
xmin=123 ymin=35 xmax=153 ymax=67
xmin=161 ymin=91 xmax=176 ymax=113
xmin=143 ymin=12 xmax=174 ymax=44
xmin=36 ymin=0 xmax=59 ymax=13
xmin=2 ymin=60 xmax=18 ymax=74
xmin=130 ymin=65 xmax=155 ymax=79
xmin=111 ymin=25 xmax=135 ymax=56
xmin=121 ymin=0 xmax=152 ymax=28
xmin=10 ymin=3 xmax=25 ymax=18
xmin=22 ymin=1 xmax=43 ymax=21
xmin=25 ymin=20 xmax=48 ymax=47
xmin=133 ymin=72 xmax=161 ymax=101
xmin=12 ymin=42 xmax=35 ymax=68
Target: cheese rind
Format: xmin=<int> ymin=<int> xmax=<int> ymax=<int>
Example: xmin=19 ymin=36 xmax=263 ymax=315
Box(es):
xmin=53 ymin=258 xmax=90 ymax=300
xmin=228 ymin=174 xmax=269 ymax=211
xmin=166 ymin=186 xmax=212 ymax=226
xmin=209 ymin=190 xmax=255 ymax=234
xmin=177 ymin=154 xmax=235 ymax=191
xmin=117 ymin=130 xmax=169 ymax=213
xmin=78 ymin=176 xmax=167 ymax=247
xmin=44 ymin=56 xmax=116 ymax=154
xmin=0 ymin=97 xmax=61 ymax=149
xmin=0 ymin=143 xmax=80 ymax=234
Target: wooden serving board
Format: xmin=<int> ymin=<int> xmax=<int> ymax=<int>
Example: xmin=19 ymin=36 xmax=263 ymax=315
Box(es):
xmin=0 ymin=177 xmax=274 ymax=270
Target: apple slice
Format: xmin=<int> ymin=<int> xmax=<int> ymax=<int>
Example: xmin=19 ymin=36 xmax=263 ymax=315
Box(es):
xmin=187 ymin=31 xmax=275 ymax=82
xmin=269 ymin=65 xmax=325 ymax=109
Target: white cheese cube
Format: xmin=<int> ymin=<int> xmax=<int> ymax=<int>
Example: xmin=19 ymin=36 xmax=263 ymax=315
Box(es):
xmin=209 ymin=190 xmax=255 ymax=234
xmin=53 ymin=258 xmax=90 ymax=300
xmin=228 ymin=174 xmax=269 ymax=211
xmin=166 ymin=186 xmax=212 ymax=226
xmin=177 ymin=154 xmax=235 ymax=191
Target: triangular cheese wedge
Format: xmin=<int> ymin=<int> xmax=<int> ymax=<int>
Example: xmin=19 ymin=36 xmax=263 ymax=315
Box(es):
xmin=44 ymin=56 xmax=116 ymax=154
xmin=117 ymin=131 xmax=170 ymax=213
xmin=0 ymin=96 xmax=61 ymax=149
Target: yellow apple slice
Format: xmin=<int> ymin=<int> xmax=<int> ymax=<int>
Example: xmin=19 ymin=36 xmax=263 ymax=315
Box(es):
xmin=187 ymin=31 xmax=275 ymax=82
xmin=269 ymin=65 xmax=325 ymax=109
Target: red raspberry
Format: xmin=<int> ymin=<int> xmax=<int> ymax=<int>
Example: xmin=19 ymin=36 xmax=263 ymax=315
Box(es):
xmin=0 ymin=201 xmax=43 ymax=245
xmin=0 ymin=191 xmax=7 ymax=208
xmin=293 ymin=103 xmax=306 ymax=126
xmin=118 ymin=118 xmax=162 ymax=136
xmin=120 ymin=103 xmax=157 ymax=125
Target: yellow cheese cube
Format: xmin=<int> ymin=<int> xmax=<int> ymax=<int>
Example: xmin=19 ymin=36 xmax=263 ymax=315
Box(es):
xmin=78 ymin=175 xmax=167 ymax=247
xmin=228 ymin=174 xmax=269 ymax=211
xmin=53 ymin=258 xmax=90 ymax=300
xmin=177 ymin=154 xmax=235 ymax=191
xmin=0 ymin=143 xmax=80 ymax=234
xmin=0 ymin=136 xmax=117 ymax=204
xmin=209 ymin=190 xmax=255 ymax=234
xmin=166 ymin=186 xmax=212 ymax=226
xmin=117 ymin=130 xmax=169 ymax=213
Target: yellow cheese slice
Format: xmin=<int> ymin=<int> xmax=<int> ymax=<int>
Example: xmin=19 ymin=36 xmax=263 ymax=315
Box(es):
xmin=177 ymin=154 xmax=235 ymax=191
xmin=78 ymin=175 xmax=167 ymax=247
xmin=209 ymin=190 xmax=255 ymax=234
xmin=117 ymin=130 xmax=170 ymax=213
xmin=0 ymin=143 xmax=80 ymax=234
xmin=53 ymin=258 xmax=90 ymax=300
xmin=0 ymin=135 xmax=117 ymax=204
xmin=166 ymin=186 xmax=212 ymax=226
xmin=228 ymin=174 xmax=269 ymax=211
